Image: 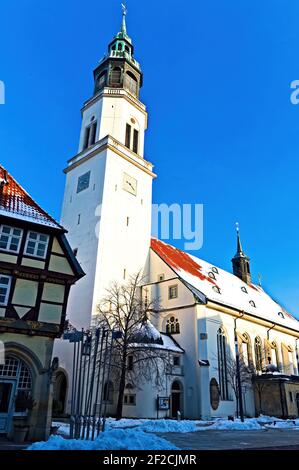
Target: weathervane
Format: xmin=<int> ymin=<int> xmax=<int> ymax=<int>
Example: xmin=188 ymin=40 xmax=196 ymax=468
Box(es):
xmin=121 ymin=3 xmax=127 ymax=16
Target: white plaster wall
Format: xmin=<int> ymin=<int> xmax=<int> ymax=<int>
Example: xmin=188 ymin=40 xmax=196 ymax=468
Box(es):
xmin=79 ymin=92 xmax=147 ymax=157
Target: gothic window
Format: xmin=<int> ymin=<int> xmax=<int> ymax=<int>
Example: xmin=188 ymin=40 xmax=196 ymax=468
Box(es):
xmin=217 ymin=328 xmax=229 ymax=400
xmin=254 ymin=336 xmax=263 ymax=372
xmin=281 ymin=344 xmax=294 ymax=375
xmin=103 ymin=381 xmax=114 ymax=403
xmin=168 ymin=285 xmax=178 ymax=299
xmin=166 ymin=317 xmax=180 ymax=334
xmin=125 ymin=71 xmax=138 ymax=96
xmin=267 ymin=341 xmax=279 ymax=368
xmin=24 ymin=231 xmax=49 ymax=259
xmin=240 ymin=333 xmax=251 ymax=367
xmin=0 ymin=225 xmax=23 ymax=253
xmin=110 ymin=67 xmax=121 ymax=86
xmin=0 ymin=275 xmax=12 ymax=306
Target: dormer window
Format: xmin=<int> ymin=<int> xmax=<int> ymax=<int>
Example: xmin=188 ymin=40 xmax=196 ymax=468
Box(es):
xmin=249 ymin=300 xmax=256 ymax=308
xmin=212 ymin=285 xmax=221 ymax=294
xmin=0 ymin=225 xmax=23 ymax=253
xmin=24 ymin=231 xmax=49 ymax=259
xmin=278 ymin=311 xmax=285 ymax=319
xmin=241 ymin=286 xmax=248 ymax=294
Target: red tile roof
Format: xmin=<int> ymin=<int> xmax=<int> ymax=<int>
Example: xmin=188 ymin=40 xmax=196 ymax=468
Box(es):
xmin=0 ymin=165 xmax=63 ymax=230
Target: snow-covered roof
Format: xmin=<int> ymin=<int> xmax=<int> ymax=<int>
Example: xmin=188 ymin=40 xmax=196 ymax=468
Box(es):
xmin=0 ymin=166 xmax=63 ymax=230
xmin=151 ymin=238 xmax=299 ymax=333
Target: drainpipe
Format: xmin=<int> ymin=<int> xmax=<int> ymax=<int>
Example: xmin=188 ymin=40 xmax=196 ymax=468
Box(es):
xmin=267 ymin=323 xmax=276 ymax=340
xmin=296 ymin=338 xmax=299 ymax=374
xmin=234 ymin=311 xmax=245 ymax=422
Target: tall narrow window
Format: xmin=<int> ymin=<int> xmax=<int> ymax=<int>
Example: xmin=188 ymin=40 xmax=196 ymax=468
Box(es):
xmin=133 ymin=129 xmax=139 ymax=154
xmin=110 ymin=67 xmax=121 ymax=86
xmin=125 ymin=124 xmax=131 ymax=148
xmin=254 ymin=337 xmax=263 ymax=372
xmin=83 ymin=126 xmax=90 ymax=150
xmin=217 ymin=328 xmax=229 ymax=400
xmin=0 ymin=275 xmax=12 ymax=306
xmin=89 ymin=122 xmax=97 ymax=146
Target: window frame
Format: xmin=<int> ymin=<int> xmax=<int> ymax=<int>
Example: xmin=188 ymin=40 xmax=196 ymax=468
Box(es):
xmin=0 ymin=274 xmax=12 ymax=306
xmin=168 ymin=285 xmax=178 ymax=299
xmin=24 ymin=231 xmax=49 ymax=259
xmin=0 ymin=225 xmax=23 ymax=254
xmin=123 ymin=394 xmax=136 ymax=406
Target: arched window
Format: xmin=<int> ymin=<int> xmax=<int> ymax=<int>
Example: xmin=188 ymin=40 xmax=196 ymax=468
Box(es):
xmin=125 ymin=71 xmax=138 ymax=96
xmin=240 ymin=333 xmax=251 ymax=367
xmin=166 ymin=317 xmax=180 ymax=335
xmin=118 ymin=42 xmax=123 ymax=51
xmin=254 ymin=337 xmax=263 ymax=372
xmin=281 ymin=344 xmax=294 ymax=375
xmin=217 ymin=328 xmax=229 ymax=400
xmin=110 ymin=67 xmax=121 ymax=86
xmin=103 ymin=381 xmax=114 ymax=403
xmin=267 ymin=341 xmax=279 ymax=368
xmin=0 ymin=356 xmax=32 ymax=412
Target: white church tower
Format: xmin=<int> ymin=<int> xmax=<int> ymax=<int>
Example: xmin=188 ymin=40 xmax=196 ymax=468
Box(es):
xmin=61 ymin=8 xmax=155 ymax=328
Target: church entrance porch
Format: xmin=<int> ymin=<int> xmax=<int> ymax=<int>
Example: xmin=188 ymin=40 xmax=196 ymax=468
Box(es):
xmin=171 ymin=381 xmax=183 ymax=418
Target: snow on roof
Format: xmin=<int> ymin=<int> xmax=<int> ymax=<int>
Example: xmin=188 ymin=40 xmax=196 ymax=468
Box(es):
xmin=0 ymin=166 xmax=63 ymax=230
xmin=151 ymin=238 xmax=299 ymax=333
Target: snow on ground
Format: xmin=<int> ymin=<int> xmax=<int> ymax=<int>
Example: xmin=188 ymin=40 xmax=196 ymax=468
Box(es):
xmin=28 ymin=429 xmax=178 ymax=451
xmin=52 ymin=415 xmax=299 ymax=438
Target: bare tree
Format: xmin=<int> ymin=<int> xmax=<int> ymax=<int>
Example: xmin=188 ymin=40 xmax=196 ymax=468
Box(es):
xmin=97 ymin=273 xmax=171 ymax=420
xmin=225 ymin=355 xmax=253 ymax=417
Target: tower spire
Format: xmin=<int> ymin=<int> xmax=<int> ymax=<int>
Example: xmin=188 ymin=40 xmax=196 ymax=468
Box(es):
xmin=232 ymin=223 xmax=251 ymax=284
xmin=121 ymin=3 xmax=127 ymax=34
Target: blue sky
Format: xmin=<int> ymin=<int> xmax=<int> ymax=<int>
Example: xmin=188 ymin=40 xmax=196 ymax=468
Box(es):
xmin=1 ymin=0 xmax=299 ymax=316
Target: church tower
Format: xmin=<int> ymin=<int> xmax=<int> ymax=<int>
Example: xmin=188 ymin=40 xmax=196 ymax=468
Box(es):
xmin=231 ymin=224 xmax=251 ymax=284
xmin=60 ymin=8 xmax=155 ymax=328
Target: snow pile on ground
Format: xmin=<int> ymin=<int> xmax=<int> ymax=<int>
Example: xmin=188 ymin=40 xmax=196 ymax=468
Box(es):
xmin=265 ymin=420 xmax=299 ymax=429
xmin=201 ymin=418 xmax=263 ymax=431
xmin=28 ymin=428 xmax=179 ymax=451
xmin=137 ymin=419 xmax=200 ymax=433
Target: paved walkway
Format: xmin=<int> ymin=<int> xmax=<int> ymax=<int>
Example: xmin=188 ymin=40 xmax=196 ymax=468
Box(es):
xmin=159 ymin=429 xmax=299 ymax=450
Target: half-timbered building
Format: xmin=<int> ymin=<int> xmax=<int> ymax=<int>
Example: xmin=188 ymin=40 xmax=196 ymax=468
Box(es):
xmin=0 ymin=165 xmax=84 ymax=440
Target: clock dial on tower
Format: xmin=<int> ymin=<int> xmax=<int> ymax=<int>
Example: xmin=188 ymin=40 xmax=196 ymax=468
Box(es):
xmin=123 ymin=172 xmax=137 ymax=196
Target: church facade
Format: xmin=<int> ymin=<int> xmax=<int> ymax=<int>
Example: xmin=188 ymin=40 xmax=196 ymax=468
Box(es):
xmin=55 ymin=11 xmax=299 ymax=420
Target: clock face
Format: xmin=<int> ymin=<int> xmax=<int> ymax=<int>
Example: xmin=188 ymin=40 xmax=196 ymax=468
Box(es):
xmin=123 ymin=173 xmax=137 ymax=196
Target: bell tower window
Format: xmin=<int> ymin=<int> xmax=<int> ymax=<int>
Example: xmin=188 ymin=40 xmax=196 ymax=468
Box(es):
xmin=110 ymin=67 xmax=121 ymax=86
xmin=125 ymin=71 xmax=138 ymax=96
xmin=125 ymin=124 xmax=131 ymax=148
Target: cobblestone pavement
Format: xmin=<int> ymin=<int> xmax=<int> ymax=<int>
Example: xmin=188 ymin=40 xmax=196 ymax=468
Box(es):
xmin=159 ymin=429 xmax=299 ymax=450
